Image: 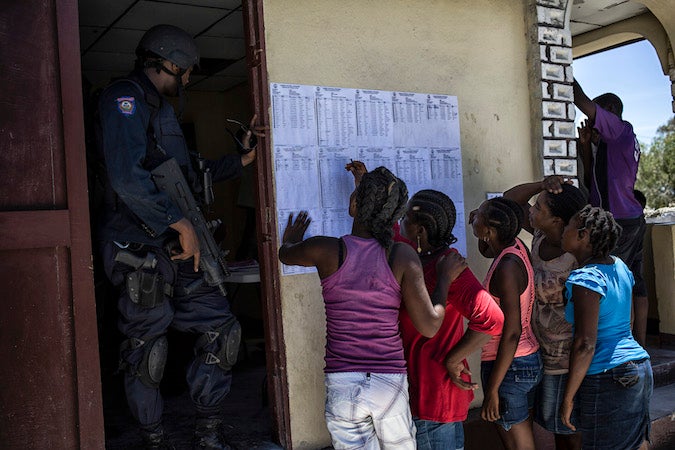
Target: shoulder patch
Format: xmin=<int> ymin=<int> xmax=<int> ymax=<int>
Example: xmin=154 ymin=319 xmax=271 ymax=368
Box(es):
xmin=116 ymin=96 xmax=136 ymax=115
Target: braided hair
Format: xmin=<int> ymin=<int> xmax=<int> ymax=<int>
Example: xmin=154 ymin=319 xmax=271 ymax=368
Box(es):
xmin=577 ymin=205 xmax=622 ymax=259
xmin=545 ymin=184 xmax=587 ymax=225
xmin=484 ymin=197 xmax=524 ymax=244
xmin=354 ymin=166 xmax=408 ymax=248
xmin=408 ymin=190 xmax=458 ymax=248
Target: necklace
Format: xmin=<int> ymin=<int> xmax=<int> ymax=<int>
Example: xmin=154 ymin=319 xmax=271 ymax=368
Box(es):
xmin=420 ymin=246 xmax=447 ymax=257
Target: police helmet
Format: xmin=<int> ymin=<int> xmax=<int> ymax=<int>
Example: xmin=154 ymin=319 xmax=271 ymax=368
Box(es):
xmin=137 ymin=24 xmax=199 ymax=70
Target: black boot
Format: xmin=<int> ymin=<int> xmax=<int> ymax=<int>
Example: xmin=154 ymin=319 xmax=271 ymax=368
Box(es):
xmin=194 ymin=415 xmax=232 ymax=450
xmin=140 ymin=422 xmax=175 ymax=450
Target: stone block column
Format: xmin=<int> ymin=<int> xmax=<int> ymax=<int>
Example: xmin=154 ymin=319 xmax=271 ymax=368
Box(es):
xmin=527 ymin=0 xmax=579 ymax=184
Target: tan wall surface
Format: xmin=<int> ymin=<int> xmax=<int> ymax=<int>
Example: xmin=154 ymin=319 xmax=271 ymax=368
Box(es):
xmin=263 ymin=1 xmax=534 ymax=447
xmin=653 ymin=224 xmax=675 ymax=335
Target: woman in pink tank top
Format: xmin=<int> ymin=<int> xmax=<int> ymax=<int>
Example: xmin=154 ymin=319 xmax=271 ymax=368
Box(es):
xmin=279 ymin=166 xmax=464 ymax=450
xmin=470 ymin=197 xmax=542 ymax=450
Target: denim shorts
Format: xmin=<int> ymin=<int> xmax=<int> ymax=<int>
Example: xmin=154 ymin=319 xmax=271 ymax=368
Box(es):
xmin=534 ymin=372 xmax=580 ymax=435
xmin=414 ymin=419 xmax=464 ymax=450
xmin=576 ymin=358 xmax=653 ymax=450
xmin=324 ymin=372 xmax=416 ymax=450
xmin=481 ymin=351 xmax=543 ymax=431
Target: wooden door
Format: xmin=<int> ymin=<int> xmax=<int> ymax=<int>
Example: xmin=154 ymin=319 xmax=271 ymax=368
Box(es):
xmin=0 ymin=0 xmax=104 ymax=448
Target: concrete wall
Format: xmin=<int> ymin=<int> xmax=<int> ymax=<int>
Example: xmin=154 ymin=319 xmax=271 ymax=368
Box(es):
xmin=653 ymin=224 xmax=675 ymax=336
xmin=263 ymin=1 xmax=535 ymax=447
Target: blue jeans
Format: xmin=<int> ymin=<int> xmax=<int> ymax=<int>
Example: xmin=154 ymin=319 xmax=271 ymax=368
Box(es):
xmin=534 ymin=373 xmax=580 ymax=434
xmin=577 ymin=358 xmax=652 ymax=450
xmin=481 ymin=351 xmax=543 ymax=431
xmin=414 ymin=419 xmax=464 ymax=450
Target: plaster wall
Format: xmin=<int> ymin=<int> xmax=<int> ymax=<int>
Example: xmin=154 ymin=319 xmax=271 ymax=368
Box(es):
xmin=653 ymin=224 xmax=675 ymax=335
xmin=572 ymin=12 xmax=670 ymax=75
xmin=263 ymin=1 xmax=534 ymax=447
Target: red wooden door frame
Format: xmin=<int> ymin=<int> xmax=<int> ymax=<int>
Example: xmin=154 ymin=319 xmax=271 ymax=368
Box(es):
xmin=242 ymin=1 xmax=292 ymax=448
xmin=55 ymin=1 xmax=105 ymax=447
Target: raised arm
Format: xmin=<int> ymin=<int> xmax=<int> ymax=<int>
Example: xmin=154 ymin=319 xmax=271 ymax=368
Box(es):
xmin=561 ymin=285 xmax=600 ymax=431
xmin=345 ymin=160 xmax=367 ymax=187
xmin=577 ymin=119 xmax=593 ymax=191
xmin=278 ymin=211 xmax=340 ymax=278
xmin=503 ymin=181 xmax=544 ymax=234
xmin=573 ymin=78 xmax=596 ymax=122
xmin=504 ymin=176 xmax=573 ymax=234
xmin=239 ymin=113 xmax=267 ymax=167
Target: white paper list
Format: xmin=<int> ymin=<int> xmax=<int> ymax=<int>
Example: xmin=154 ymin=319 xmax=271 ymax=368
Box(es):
xmin=392 ymin=92 xmax=428 ymax=148
xmin=355 ymin=89 xmax=394 ymax=147
xmin=430 ymin=147 xmax=464 ymax=200
xmin=395 ymin=147 xmax=432 ymax=197
xmin=425 ymin=94 xmax=460 ymax=148
xmin=274 ymin=146 xmax=321 ymax=211
xmin=271 ymin=83 xmax=317 ymax=146
xmin=270 ymin=83 xmax=464 ymax=275
xmin=316 ymin=86 xmax=357 ymax=148
xmin=318 ymin=147 xmax=357 ymax=209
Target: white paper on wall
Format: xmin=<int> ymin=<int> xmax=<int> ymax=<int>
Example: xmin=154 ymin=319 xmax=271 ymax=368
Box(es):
xmin=271 ymin=83 xmax=465 ymax=275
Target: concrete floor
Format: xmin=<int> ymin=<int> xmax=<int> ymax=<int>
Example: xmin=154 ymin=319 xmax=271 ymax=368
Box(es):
xmin=103 ymin=335 xmax=675 ymax=450
xmin=463 ymin=340 xmax=675 ymax=450
xmin=102 ymin=335 xmax=280 ymax=450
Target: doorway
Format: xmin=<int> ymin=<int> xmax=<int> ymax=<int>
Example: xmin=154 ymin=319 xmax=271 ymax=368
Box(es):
xmin=78 ymin=1 xmax=288 ymax=447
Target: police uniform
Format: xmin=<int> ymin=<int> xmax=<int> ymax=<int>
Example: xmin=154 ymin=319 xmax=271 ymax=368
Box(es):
xmin=97 ymin=69 xmax=242 ymax=431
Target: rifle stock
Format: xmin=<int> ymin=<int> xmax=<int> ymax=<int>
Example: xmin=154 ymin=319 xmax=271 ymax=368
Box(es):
xmin=151 ymin=158 xmax=230 ymax=296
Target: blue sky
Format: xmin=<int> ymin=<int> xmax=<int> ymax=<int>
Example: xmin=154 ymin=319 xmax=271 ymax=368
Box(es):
xmin=573 ymin=40 xmax=674 ymax=145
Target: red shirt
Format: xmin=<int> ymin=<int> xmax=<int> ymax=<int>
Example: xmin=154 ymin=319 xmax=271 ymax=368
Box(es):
xmin=399 ymin=249 xmax=504 ymax=422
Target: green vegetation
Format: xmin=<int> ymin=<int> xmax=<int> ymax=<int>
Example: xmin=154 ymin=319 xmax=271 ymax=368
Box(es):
xmin=636 ymin=116 xmax=675 ymax=209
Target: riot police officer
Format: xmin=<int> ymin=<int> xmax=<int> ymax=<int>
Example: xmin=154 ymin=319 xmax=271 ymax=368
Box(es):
xmin=96 ymin=24 xmax=261 ymax=449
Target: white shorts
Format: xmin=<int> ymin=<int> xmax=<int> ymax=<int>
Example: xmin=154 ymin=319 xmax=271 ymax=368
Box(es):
xmin=325 ymin=372 xmax=416 ymax=450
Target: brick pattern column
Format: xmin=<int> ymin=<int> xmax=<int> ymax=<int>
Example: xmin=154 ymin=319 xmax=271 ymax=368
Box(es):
xmin=532 ymin=0 xmax=579 ymax=184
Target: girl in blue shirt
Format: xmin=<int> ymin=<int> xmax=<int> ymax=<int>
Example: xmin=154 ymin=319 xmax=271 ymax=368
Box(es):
xmin=560 ymin=205 xmax=652 ymax=450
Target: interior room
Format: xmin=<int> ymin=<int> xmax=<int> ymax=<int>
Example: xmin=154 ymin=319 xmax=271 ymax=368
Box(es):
xmin=78 ymin=1 xmax=272 ymax=447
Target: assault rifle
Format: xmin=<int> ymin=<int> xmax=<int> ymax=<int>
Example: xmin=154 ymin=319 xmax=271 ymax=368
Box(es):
xmin=151 ymin=158 xmax=230 ymax=296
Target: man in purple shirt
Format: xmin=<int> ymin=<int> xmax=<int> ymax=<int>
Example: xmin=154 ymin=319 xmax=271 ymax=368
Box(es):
xmin=573 ymin=78 xmax=648 ymax=347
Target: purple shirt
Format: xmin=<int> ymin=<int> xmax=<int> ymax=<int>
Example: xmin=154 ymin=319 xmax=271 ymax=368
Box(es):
xmin=321 ymin=235 xmax=406 ymax=373
xmin=590 ymin=105 xmax=643 ymax=219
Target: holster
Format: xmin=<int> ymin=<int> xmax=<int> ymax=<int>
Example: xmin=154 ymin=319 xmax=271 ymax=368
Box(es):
xmin=126 ymin=269 xmax=167 ymax=308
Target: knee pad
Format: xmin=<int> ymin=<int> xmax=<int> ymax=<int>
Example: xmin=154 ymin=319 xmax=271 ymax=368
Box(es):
xmin=195 ymin=318 xmax=241 ymax=372
xmin=140 ymin=335 xmax=168 ymax=388
xmin=120 ymin=335 xmax=168 ymax=388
